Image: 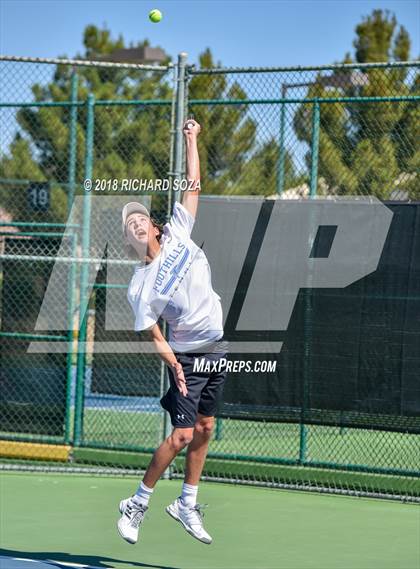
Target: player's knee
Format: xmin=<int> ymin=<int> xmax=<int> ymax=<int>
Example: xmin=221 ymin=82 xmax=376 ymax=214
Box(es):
xmin=169 ymin=429 xmax=194 ymax=451
xmin=195 ymin=417 xmax=214 ymax=437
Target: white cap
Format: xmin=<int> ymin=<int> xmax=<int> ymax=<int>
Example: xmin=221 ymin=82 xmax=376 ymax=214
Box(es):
xmin=122 ymin=202 xmax=150 ymax=235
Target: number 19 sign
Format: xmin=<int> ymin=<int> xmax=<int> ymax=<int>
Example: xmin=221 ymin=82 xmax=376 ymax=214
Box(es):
xmin=28 ymin=182 xmax=50 ymax=212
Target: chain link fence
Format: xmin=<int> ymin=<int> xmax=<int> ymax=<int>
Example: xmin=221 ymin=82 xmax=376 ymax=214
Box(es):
xmin=187 ymin=63 xmax=419 ymax=199
xmin=0 ymin=55 xmax=419 ymax=501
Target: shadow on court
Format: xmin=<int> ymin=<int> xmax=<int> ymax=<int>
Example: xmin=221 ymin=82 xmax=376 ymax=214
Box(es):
xmin=0 ymin=549 xmax=181 ymax=569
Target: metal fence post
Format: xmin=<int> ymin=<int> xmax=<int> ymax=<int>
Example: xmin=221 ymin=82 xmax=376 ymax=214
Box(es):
xmin=299 ymin=100 xmax=321 ymax=463
xmin=310 ymin=101 xmax=320 ymax=197
xmin=173 ymin=52 xmax=188 ymax=183
xmin=64 ymin=68 xmax=79 ymax=446
xmin=277 ymin=85 xmax=287 ymax=195
xmin=299 ymin=292 xmax=310 ymax=465
xmin=74 ymin=93 xmax=95 ymax=447
xmin=67 ymin=69 xmax=78 ymax=214
xmin=64 ymin=232 xmax=78 ymax=444
xmin=161 ymin=52 xmax=188 ymax=478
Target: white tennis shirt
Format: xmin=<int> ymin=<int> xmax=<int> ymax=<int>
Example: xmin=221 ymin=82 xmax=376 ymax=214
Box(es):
xmin=127 ymin=200 xmax=224 ymax=352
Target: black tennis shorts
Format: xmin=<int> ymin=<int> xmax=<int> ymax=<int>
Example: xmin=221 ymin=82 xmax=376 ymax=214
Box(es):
xmin=160 ymin=337 xmax=229 ymax=428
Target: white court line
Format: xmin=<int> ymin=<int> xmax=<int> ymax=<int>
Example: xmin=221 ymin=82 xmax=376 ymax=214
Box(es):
xmin=11 ymin=559 xmax=92 ymax=568
xmin=47 ymin=563 xmax=89 ymax=568
xmin=10 ymin=557 xmax=95 ymax=569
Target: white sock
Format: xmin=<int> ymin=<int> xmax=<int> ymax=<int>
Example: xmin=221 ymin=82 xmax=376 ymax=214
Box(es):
xmin=181 ymin=483 xmax=198 ymax=507
xmin=133 ymin=481 xmax=154 ymax=507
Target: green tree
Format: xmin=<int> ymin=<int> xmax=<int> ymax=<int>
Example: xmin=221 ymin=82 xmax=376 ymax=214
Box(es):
xmin=0 ymin=136 xmax=66 ymax=222
xmin=188 ymin=48 xmax=299 ymax=196
xmin=0 ymin=26 xmax=173 ymax=222
xmin=293 ymin=10 xmax=419 ymax=199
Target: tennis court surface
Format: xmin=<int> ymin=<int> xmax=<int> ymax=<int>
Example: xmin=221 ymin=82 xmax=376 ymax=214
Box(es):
xmin=1 ymin=472 xmax=419 ymax=569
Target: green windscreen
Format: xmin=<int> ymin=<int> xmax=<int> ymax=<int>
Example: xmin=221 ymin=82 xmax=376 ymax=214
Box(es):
xmin=0 ymin=236 xmax=70 ymax=437
xmin=220 ymin=203 xmax=420 ymax=433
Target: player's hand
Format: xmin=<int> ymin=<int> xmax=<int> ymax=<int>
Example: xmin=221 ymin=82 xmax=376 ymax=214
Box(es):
xmin=183 ymin=119 xmax=201 ymax=138
xmin=172 ymin=362 xmax=188 ymax=396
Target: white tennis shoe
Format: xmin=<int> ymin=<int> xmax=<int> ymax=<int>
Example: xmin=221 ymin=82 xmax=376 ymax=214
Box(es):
xmin=166 ymin=497 xmax=212 ymax=544
xmin=117 ymin=496 xmax=148 ymax=544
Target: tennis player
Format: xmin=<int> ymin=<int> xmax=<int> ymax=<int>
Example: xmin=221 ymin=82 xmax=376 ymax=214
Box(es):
xmin=117 ymin=119 xmax=228 ymax=546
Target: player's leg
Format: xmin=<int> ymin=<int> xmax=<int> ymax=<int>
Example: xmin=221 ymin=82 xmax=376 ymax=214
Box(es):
xmin=143 ymin=427 xmax=194 ymax=488
xmin=179 ymin=357 xmax=227 ymax=508
xmin=163 ymin=414 xmax=215 ymax=543
xmin=184 ymin=414 xmax=214 ymax=485
xmin=117 ymin=426 xmax=194 ymax=544
xmin=179 ymin=376 xmax=223 ymax=505
xmin=166 ymin=356 xmax=227 ymax=544
xmin=165 ymin=418 xmax=219 ymax=545
xmin=165 ymin=414 xmax=214 ymax=530
xmin=117 ymin=355 xmax=201 ymax=545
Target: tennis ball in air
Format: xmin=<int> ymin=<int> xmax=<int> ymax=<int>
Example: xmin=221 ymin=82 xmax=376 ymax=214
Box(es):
xmin=149 ymin=9 xmax=162 ymax=23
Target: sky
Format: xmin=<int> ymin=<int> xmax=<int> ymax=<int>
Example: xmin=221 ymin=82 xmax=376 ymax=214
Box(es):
xmin=1 ymin=0 xmax=419 ymax=68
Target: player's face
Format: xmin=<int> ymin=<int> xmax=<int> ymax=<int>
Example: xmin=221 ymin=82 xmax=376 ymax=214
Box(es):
xmin=126 ymin=213 xmax=152 ymax=246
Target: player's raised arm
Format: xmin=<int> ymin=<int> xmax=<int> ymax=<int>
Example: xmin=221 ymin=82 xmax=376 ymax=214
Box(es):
xmin=181 ymin=119 xmax=201 ymax=219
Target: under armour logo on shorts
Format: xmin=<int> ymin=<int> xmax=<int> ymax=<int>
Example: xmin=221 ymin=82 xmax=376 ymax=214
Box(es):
xmin=177 ymin=414 xmax=185 ymax=420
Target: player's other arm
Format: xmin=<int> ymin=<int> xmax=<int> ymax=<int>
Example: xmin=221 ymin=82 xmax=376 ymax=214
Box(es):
xmin=147 ymin=323 xmax=187 ymax=396
xmin=181 ymin=119 xmax=201 ymax=220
